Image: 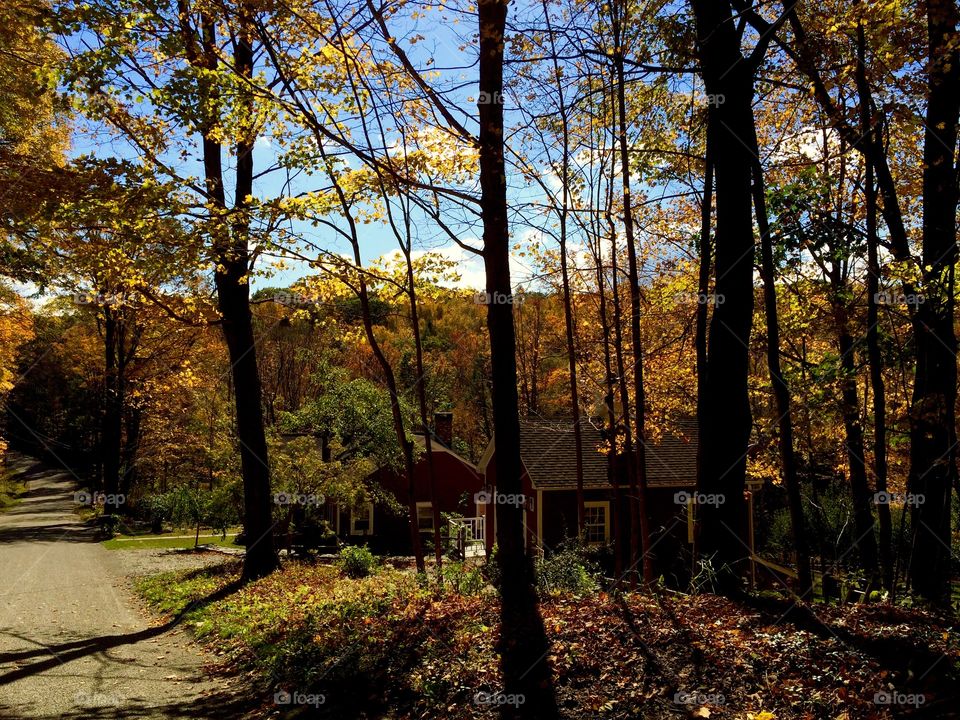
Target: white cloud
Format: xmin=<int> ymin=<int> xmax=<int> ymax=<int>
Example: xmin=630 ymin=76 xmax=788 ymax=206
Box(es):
xmin=770 ymin=126 xmax=846 ymax=166
xmin=373 ymin=239 xmax=538 ymax=292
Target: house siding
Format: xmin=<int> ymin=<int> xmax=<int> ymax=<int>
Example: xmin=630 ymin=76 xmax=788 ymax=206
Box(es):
xmin=339 ymin=445 xmax=483 ymax=555
xmin=480 ymin=444 xmax=697 ymax=584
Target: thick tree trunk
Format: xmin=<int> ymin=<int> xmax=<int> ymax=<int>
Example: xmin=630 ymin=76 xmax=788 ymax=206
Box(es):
xmin=216 ymin=261 xmax=277 ymax=580
xmin=690 ymin=0 xmax=755 ymax=594
xmin=693 ymin=153 xmax=712 ymax=569
xmin=202 ymin=10 xmax=276 ymax=581
xmin=907 ymin=0 xmax=959 ymax=605
xmin=478 ymin=0 xmax=556 ymax=713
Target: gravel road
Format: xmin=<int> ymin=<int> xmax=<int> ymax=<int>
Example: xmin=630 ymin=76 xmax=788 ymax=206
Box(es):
xmin=0 ymin=455 xmax=250 ymax=719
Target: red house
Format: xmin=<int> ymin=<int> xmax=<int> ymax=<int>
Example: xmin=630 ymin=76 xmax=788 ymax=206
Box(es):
xmin=334 ymin=413 xmax=485 ymax=556
xmin=476 ymin=418 xmax=699 ymax=576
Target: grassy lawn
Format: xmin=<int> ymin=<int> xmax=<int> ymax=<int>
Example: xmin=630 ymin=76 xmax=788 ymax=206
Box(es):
xmin=103 ymin=531 xmax=242 ymax=550
xmin=134 ymin=558 xmax=960 ymax=719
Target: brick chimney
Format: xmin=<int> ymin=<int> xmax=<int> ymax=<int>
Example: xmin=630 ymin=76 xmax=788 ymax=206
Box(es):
xmin=434 ymin=412 xmax=453 ymax=446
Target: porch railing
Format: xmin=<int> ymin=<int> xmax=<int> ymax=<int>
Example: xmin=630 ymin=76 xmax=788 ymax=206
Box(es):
xmin=448 ymin=516 xmax=485 ymax=560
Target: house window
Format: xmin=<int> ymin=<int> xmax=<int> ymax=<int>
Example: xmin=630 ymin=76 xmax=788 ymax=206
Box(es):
xmin=350 ymin=503 xmax=374 ymax=535
xmin=584 ymin=501 xmax=610 ymax=545
xmin=416 ymin=502 xmax=434 ymax=532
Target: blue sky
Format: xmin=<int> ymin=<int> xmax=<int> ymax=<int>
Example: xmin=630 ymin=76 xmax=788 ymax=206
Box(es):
xmin=58 ymin=2 xmax=537 ymax=296
xmin=55 ymin=0 xmax=683 ymax=300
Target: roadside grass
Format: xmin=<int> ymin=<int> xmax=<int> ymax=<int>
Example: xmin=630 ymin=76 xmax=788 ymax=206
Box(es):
xmin=134 ymin=559 xmax=960 ymax=719
xmin=137 ymin=561 xmax=239 ymax=615
xmin=103 ymin=532 xmax=242 ymax=550
xmin=0 ymin=466 xmax=26 ymax=511
xmin=136 ymin=560 xmax=499 ymax=717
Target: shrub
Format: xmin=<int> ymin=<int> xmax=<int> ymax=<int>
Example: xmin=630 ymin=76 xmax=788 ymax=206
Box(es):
xmin=440 ymin=561 xmax=486 ymax=595
xmin=140 ymin=493 xmax=171 ymax=533
xmin=96 ymin=512 xmax=121 ymax=538
xmin=140 ymin=482 xmax=241 ymax=540
xmin=337 ymin=544 xmax=377 ymax=578
xmin=536 ymin=542 xmax=598 ymax=596
xmin=481 ymin=544 xmax=501 ymax=589
xmin=206 ymin=481 xmax=241 ymax=538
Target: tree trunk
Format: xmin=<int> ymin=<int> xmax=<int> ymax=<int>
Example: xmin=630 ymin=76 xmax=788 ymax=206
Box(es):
xmin=216 ymin=261 xmax=277 ymax=580
xmin=607 ymin=183 xmax=636 ymax=589
xmin=750 ymin=157 xmax=813 ymax=598
xmin=346 ymin=240 xmax=426 ymax=574
xmin=101 ymin=306 xmax=122 ymax=512
xmin=596 ymin=231 xmax=622 ymax=578
xmin=120 ymin=405 xmax=141 ymax=500
xmin=478 ymin=0 xmax=556 ymax=712
xmin=907 ymin=0 xmax=959 ymax=605
xmin=855 ymin=15 xmax=893 ymax=593
xmin=201 ymin=9 xmax=276 ymax=581
xmin=544 ymin=1 xmax=585 ymax=536
xmin=830 ymin=293 xmax=879 ymax=576
xmin=690 ymin=0 xmax=755 ymax=594
xmin=405 ymin=248 xmax=442 ymax=568
xmin=864 ymin=164 xmax=893 ymax=590
xmin=693 ymin=152 xmax=712 ymax=570
xmin=558 ymin=148 xmax=585 ymax=542
xmin=611 ymin=7 xmax=653 ymax=587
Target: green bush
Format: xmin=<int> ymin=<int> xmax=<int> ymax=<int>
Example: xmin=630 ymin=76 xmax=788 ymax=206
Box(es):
xmin=440 ymin=561 xmax=486 ymax=595
xmin=140 ymin=493 xmax=171 ymax=533
xmin=481 ymin=544 xmax=501 ymax=588
xmin=536 ymin=542 xmax=598 ymax=596
xmin=140 ymin=482 xmax=240 ymax=540
xmin=96 ymin=512 xmax=121 ymax=538
xmin=0 ymin=466 xmax=25 ymax=510
xmin=205 ymin=481 xmax=241 ymax=537
xmin=763 ymin=483 xmax=858 ymax=563
xmin=337 ymin=545 xmax=377 ymax=578
xmin=479 ymin=542 xmax=599 ymax=596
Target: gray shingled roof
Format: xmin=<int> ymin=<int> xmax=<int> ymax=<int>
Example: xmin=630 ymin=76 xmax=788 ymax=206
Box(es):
xmin=519 ymin=420 xmax=609 ymax=489
xmin=518 ymin=418 xmax=697 ymax=490
xmin=642 ymin=419 xmax=698 ymax=489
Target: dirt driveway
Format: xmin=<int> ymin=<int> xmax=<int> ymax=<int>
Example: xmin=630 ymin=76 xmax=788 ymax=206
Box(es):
xmin=0 ymin=455 xmax=249 ymax=719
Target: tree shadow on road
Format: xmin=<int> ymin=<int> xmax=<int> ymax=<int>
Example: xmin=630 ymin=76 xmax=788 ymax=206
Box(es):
xmin=0 ymin=520 xmax=96 ymax=544
xmin=0 ymin=689 xmax=253 ymax=720
xmin=0 ymin=466 xmax=96 ymax=544
xmin=0 ymin=578 xmax=253 ymax=718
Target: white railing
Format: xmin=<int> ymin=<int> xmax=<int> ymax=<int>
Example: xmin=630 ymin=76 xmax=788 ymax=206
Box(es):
xmin=448 ymin=516 xmax=485 ymax=559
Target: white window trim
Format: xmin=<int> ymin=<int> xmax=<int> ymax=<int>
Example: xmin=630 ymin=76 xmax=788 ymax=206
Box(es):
xmin=349 ymin=502 xmax=374 ymax=536
xmin=416 ymin=501 xmax=435 ymax=532
xmin=584 ymin=501 xmax=610 ymax=545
